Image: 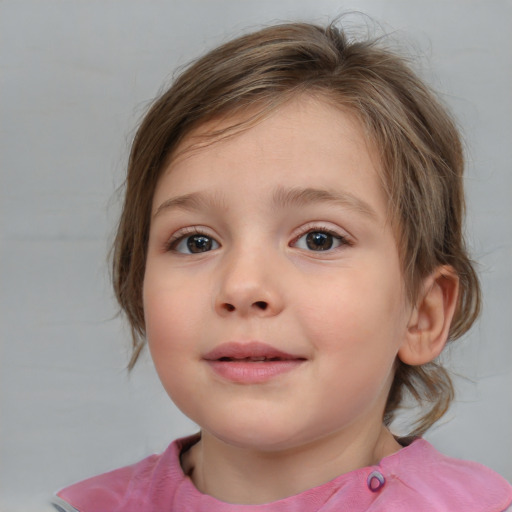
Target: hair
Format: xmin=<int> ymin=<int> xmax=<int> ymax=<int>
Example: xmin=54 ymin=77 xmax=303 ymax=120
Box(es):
xmin=112 ymin=20 xmax=480 ymax=437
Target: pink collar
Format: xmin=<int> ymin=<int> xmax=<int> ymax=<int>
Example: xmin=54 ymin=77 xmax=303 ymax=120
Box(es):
xmin=56 ymin=435 xmax=512 ymax=512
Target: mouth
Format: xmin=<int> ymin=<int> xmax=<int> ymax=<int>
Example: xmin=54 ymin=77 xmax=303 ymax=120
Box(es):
xmin=204 ymin=341 xmax=304 ymax=362
xmin=203 ymin=341 xmax=306 ymax=383
xmin=217 ymin=356 xmax=292 ymax=362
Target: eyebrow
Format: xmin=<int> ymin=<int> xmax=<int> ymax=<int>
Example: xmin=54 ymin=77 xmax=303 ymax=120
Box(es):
xmin=272 ymin=186 xmax=378 ymax=220
xmin=153 ymin=186 xmax=378 ymax=220
xmin=153 ymin=191 xmax=227 ymax=218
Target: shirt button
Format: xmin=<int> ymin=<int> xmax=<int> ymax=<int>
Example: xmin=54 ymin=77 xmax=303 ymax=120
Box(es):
xmin=367 ymin=470 xmax=385 ymax=492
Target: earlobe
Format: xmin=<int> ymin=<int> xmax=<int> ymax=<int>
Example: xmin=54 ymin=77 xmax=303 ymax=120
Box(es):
xmin=398 ymin=266 xmax=459 ymax=366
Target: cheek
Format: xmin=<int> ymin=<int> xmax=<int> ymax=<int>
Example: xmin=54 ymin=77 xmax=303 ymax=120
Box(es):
xmin=143 ymin=285 xmax=198 ymax=401
xmin=298 ymin=264 xmax=408 ymax=362
xmin=143 ymin=274 xmax=217 ymax=422
xmin=143 ymin=270 xmax=197 ymax=359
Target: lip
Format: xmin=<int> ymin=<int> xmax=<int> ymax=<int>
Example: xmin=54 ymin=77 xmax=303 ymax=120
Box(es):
xmin=203 ymin=341 xmax=306 ymax=384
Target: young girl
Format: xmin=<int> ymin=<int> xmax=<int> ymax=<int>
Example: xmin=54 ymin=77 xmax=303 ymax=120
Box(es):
xmin=53 ymin=21 xmax=512 ymax=512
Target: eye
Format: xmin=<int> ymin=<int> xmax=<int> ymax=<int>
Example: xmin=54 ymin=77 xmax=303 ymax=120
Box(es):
xmin=170 ymin=233 xmax=220 ymax=254
xmin=293 ymin=229 xmax=347 ymax=251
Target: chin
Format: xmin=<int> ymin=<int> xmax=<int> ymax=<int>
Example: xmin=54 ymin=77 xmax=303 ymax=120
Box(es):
xmin=205 ymin=419 xmax=309 ymax=453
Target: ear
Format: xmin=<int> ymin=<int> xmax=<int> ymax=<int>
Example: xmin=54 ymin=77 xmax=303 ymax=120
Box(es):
xmin=398 ymin=266 xmax=459 ymax=366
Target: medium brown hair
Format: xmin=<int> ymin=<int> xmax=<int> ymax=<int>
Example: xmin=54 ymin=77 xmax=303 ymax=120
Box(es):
xmin=112 ymin=20 xmax=480 ymax=436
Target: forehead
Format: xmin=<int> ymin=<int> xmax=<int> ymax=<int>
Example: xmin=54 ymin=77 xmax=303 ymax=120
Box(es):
xmin=151 ymin=95 xmax=391 ymax=232
xmin=160 ymin=95 xmax=383 ymax=190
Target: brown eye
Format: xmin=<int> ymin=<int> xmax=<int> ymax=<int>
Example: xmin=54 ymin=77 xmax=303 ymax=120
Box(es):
xmin=187 ymin=235 xmax=213 ymax=253
xmin=306 ymin=232 xmax=333 ymax=251
xmin=173 ymin=233 xmax=220 ymax=254
xmin=294 ymin=230 xmax=346 ymax=251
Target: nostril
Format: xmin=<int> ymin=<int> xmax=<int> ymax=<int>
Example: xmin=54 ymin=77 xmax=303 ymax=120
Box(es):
xmin=219 ymin=301 xmax=269 ymax=313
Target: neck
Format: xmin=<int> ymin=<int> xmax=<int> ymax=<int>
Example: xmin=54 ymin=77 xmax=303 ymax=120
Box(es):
xmin=181 ymin=424 xmax=401 ymax=505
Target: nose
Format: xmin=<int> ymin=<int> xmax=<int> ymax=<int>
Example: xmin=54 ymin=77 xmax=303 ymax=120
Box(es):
xmin=214 ymin=248 xmax=285 ymax=318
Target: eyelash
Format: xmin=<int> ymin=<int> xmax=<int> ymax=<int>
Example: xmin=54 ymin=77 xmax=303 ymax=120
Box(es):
xmin=290 ymin=225 xmax=352 ymax=252
xmin=164 ymin=227 xmax=218 ymax=253
xmin=164 ymin=225 xmax=352 ymax=254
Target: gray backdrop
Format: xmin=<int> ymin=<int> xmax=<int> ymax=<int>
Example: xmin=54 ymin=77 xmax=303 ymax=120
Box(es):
xmin=1 ymin=1 xmax=511 ymax=510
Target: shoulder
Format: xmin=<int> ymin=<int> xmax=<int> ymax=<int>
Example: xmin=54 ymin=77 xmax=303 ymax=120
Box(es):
xmin=52 ymin=435 xmax=198 ymax=512
xmin=376 ymin=439 xmax=512 ymax=511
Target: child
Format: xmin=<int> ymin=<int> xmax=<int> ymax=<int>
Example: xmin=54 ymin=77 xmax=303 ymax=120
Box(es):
xmin=53 ymin=20 xmax=512 ymax=512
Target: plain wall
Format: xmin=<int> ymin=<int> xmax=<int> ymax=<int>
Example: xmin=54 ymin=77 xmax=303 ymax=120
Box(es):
xmin=1 ymin=1 xmax=511 ymax=510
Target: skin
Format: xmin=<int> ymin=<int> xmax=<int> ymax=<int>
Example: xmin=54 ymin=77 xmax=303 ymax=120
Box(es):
xmin=143 ymin=96 xmax=456 ymax=504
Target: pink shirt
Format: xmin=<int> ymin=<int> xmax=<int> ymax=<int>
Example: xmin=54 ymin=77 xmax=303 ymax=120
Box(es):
xmin=55 ymin=436 xmax=512 ymax=511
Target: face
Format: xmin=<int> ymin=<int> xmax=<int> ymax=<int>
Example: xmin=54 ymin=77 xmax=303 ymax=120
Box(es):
xmin=143 ymin=97 xmax=413 ymax=452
